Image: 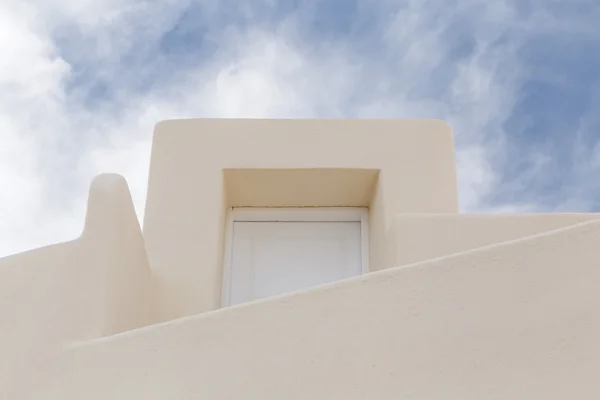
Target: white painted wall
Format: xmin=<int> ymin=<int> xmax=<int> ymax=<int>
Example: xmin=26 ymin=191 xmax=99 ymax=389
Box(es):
xmin=3 ymin=119 xmax=600 ymax=399
xmin=0 ymin=174 xmax=152 ymax=398
xmin=32 ymin=219 xmax=600 ymax=399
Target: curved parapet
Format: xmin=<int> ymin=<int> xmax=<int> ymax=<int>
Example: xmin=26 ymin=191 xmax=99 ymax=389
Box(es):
xmin=81 ymin=173 xmax=153 ymax=335
xmin=0 ymin=174 xmax=152 ymax=397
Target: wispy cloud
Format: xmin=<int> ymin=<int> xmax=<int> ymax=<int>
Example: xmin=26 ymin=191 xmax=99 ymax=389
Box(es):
xmin=1 ymin=0 xmax=599 ymax=257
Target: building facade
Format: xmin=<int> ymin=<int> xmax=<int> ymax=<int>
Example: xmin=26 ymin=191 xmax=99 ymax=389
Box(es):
xmin=1 ymin=119 xmax=600 ymax=399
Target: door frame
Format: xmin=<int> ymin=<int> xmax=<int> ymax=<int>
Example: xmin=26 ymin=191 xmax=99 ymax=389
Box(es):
xmin=221 ymin=207 xmax=370 ymax=307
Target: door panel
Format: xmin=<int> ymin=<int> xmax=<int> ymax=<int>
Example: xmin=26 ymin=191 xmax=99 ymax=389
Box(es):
xmin=229 ymin=221 xmax=362 ymax=305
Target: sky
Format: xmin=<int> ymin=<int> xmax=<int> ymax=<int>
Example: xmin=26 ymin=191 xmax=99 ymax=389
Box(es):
xmin=1 ymin=0 xmax=599 ymax=257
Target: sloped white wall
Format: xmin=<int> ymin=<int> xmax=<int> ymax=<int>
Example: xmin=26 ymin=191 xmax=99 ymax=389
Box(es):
xmin=34 ymin=219 xmax=600 ymax=399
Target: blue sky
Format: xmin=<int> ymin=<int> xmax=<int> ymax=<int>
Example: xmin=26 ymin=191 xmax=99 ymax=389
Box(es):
xmin=1 ymin=0 xmax=599 ymax=256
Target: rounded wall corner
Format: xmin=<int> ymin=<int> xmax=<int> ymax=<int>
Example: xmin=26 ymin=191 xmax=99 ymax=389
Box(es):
xmin=428 ymin=118 xmax=454 ymax=133
xmin=421 ymin=119 xmax=456 ymax=150
xmin=153 ymin=119 xmax=176 ymax=136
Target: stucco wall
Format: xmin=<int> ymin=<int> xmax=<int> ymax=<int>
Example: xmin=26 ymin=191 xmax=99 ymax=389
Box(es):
xmin=389 ymin=213 xmax=600 ymax=266
xmin=81 ymin=174 xmax=153 ymax=334
xmin=142 ymin=119 xmax=459 ymax=321
xmin=34 ymin=219 xmax=600 ymax=399
xmin=0 ymin=174 xmax=152 ymax=397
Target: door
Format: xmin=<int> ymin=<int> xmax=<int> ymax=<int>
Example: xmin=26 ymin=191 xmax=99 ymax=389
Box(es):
xmin=222 ymin=208 xmax=368 ymax=306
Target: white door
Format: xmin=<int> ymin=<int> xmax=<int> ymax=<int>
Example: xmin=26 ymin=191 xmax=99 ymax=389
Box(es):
xmin=223 ymin=208 xmax=368 ymax=306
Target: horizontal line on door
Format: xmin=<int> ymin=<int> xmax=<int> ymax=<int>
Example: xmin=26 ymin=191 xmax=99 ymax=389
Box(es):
xmin=233 ymin=220 xmax=360 ymax=223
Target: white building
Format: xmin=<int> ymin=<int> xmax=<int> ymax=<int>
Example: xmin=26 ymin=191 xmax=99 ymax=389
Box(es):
xmin=2 ymin=119 xmax=599 ymax=399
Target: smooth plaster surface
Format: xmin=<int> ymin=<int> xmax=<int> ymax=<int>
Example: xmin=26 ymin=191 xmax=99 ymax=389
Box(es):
xmin=142 ymin=119 xmax=459 ymax=321
xmin=34 ymin=219 xmax=600 ymax=399
xmin=3 ymin=119 xmax=600 ymax=398
xmin=0 ymin=174 xmax=152 ymax=398
xmin=390 ymin=213 xmax=600 ymax=266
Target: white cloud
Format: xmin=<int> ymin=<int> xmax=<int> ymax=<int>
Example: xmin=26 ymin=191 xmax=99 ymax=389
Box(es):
xmin=0 ymin=0 xmax=202 ymax=256
xmin=0 ymin=1 xmax=73 ymax=255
